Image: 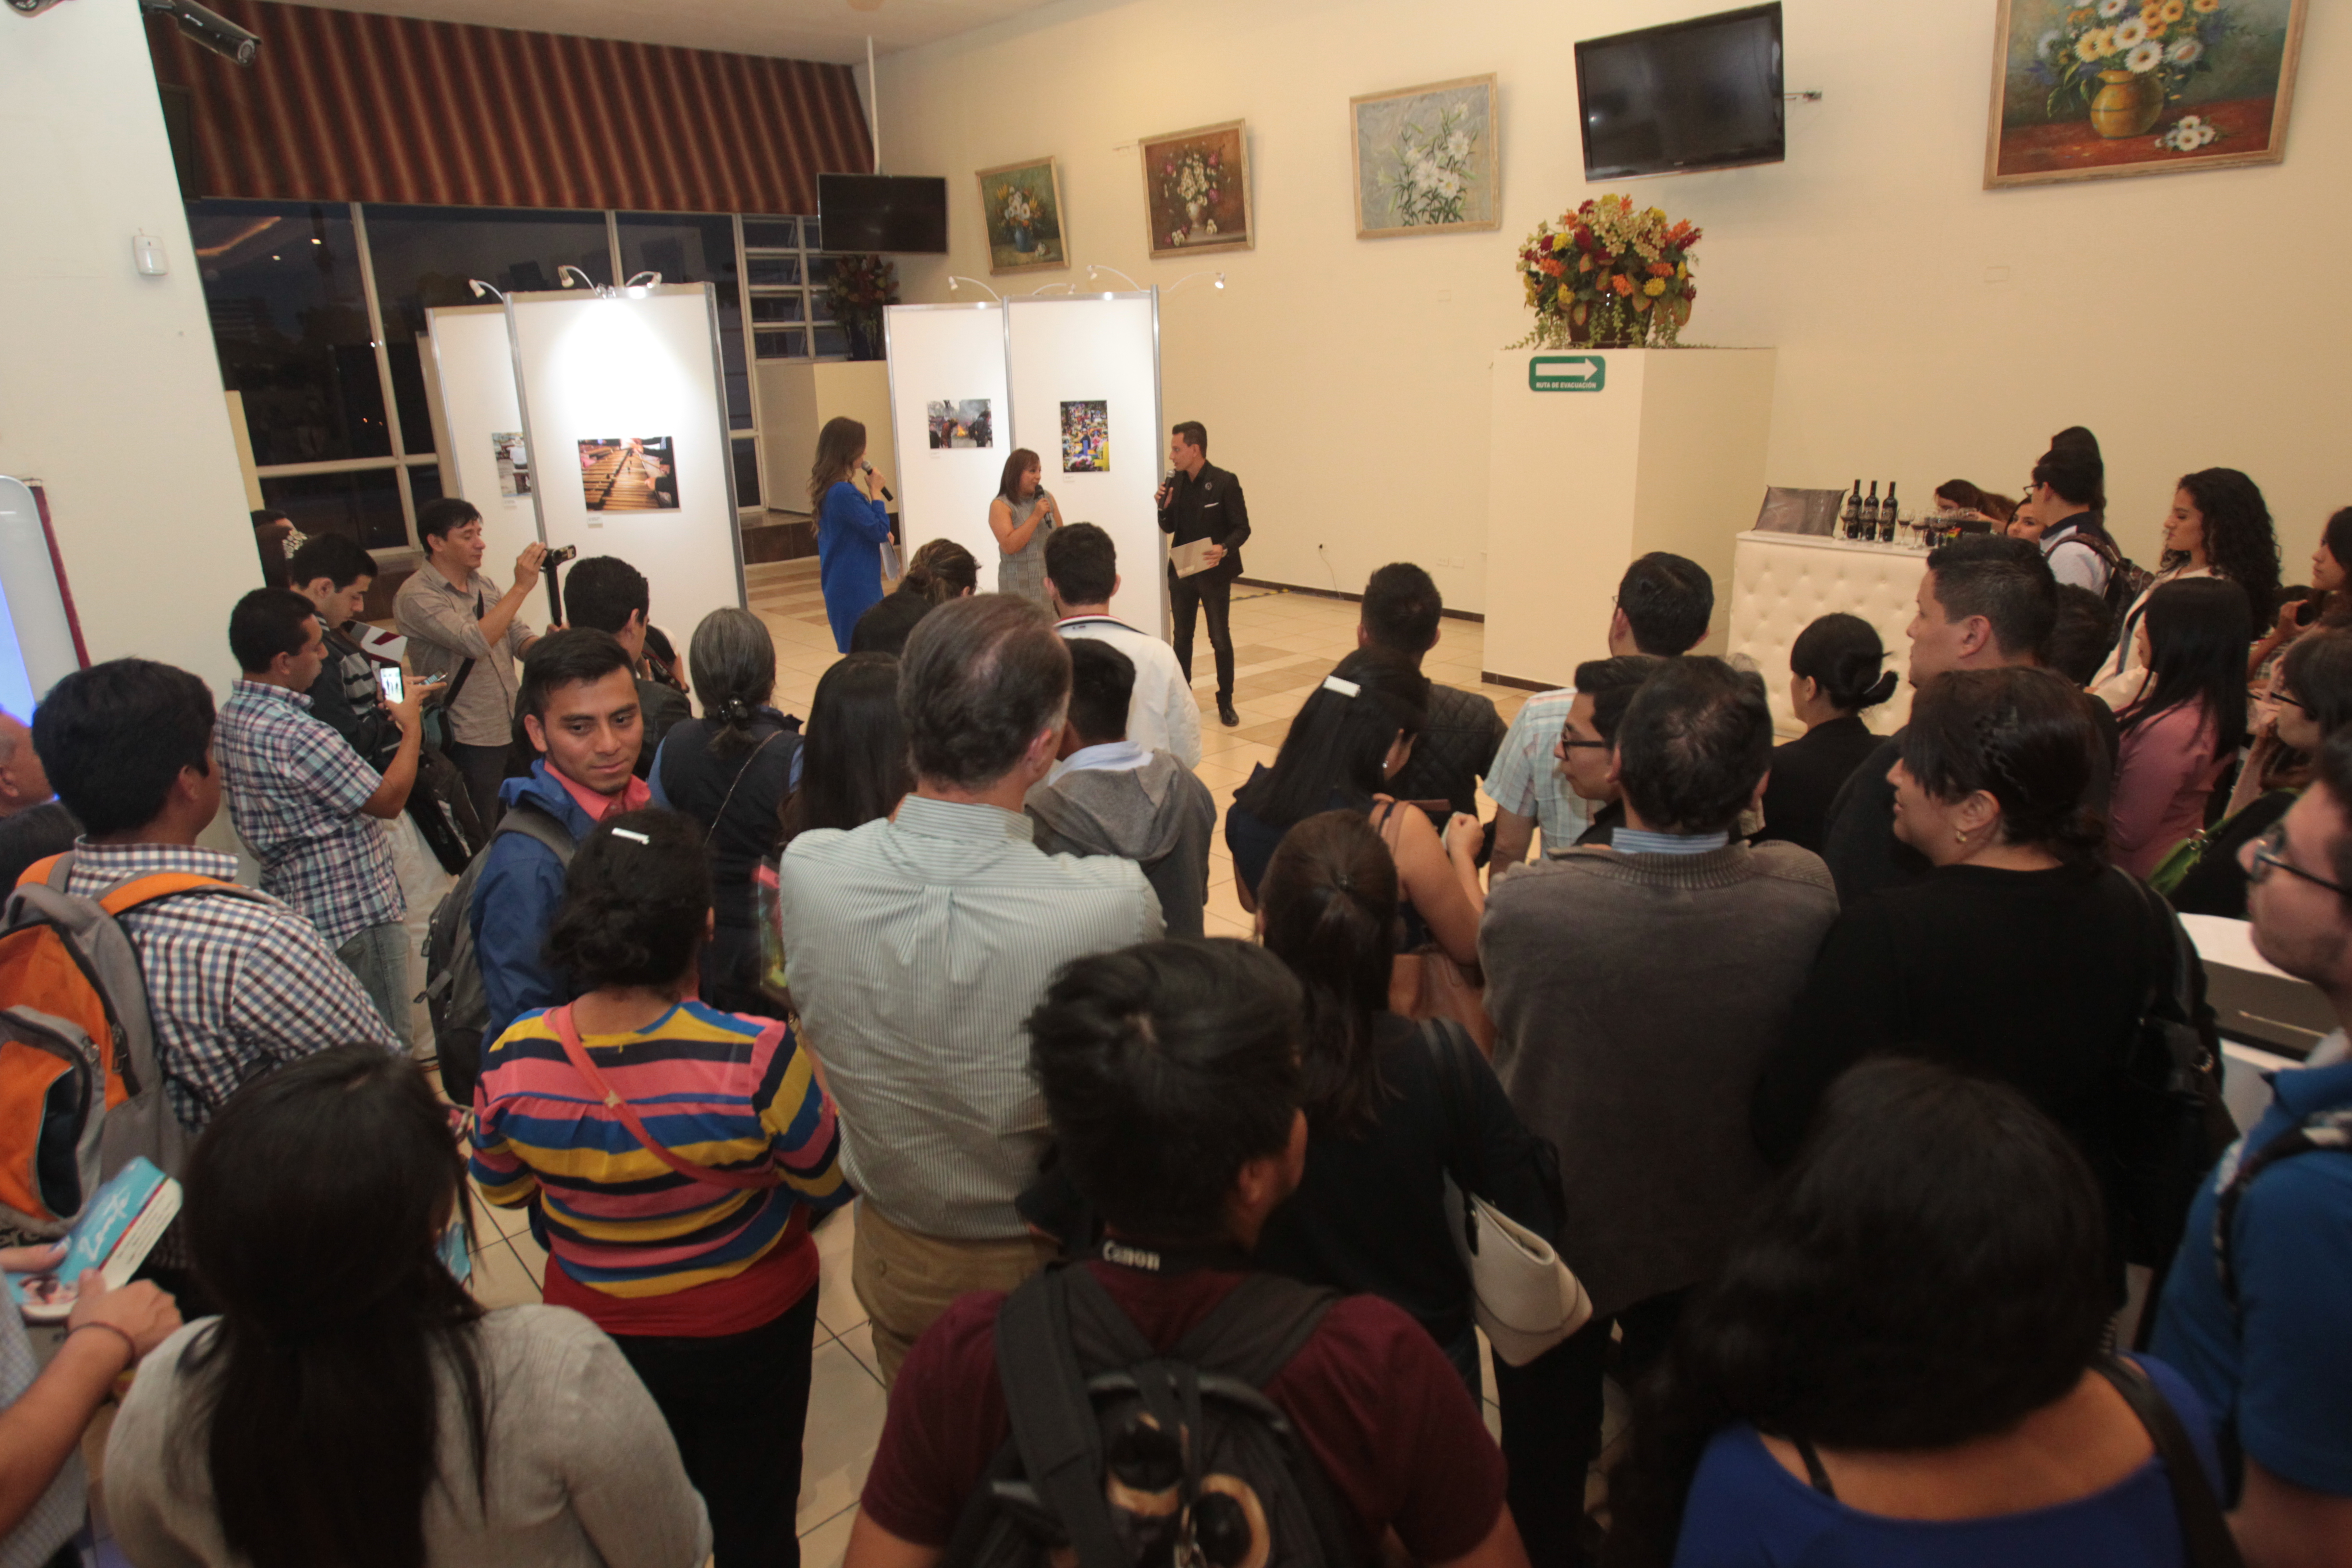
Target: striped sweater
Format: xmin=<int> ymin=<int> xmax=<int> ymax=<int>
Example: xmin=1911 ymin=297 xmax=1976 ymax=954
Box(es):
xmin=469 ymin=1002 xmax=850 ymax=1302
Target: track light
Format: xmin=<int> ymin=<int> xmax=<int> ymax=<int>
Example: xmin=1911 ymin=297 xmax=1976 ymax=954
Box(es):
xmin=137 ymin=0 xmax=258 ymax=65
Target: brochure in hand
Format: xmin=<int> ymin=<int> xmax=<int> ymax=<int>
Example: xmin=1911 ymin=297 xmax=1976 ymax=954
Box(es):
xmin=4 ymin=1158 xmax=181 ymax=1323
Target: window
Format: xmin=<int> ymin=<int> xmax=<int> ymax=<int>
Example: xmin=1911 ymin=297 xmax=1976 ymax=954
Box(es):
xmin=187 ymin=200 xmax=389 ymax=466
xmin=745 ymin=215 xmax=842 ymax=363
xmin=258 ymin=467 xmax=408 ymax=553
xmin=618 ymin=212 xmax=752 ymax=432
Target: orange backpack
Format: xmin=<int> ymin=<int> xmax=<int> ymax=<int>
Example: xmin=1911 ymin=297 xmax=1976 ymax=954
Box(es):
xmin=0 ymin=853 xmax=269 ymax=1231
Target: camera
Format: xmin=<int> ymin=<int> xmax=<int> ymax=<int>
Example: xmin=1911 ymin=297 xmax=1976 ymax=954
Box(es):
xmin=545 ymin=544 xmax=579 ymax=566
xmin=136 ymin=0 xmax=259 ymax=65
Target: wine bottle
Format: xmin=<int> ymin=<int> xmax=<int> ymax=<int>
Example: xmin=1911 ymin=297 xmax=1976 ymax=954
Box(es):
xmin=1881 ymin=481 xmax=1899 ymax=542
xmin=1863 ymin=481 xmax=1881 ymax=536
xmin=1843 ymin=480 xmax=1862 ymax=539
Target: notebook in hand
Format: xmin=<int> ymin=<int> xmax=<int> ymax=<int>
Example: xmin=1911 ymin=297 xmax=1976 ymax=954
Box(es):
xmin=1170 ymin=538 xmax=1218 ymax=578
xmin=5 ymin=1158 xmax=181 ymax=1323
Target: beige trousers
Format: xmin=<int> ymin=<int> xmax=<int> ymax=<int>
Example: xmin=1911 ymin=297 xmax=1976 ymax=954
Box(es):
xmin=851 ymin=1199 xmax=1055 ymax=1386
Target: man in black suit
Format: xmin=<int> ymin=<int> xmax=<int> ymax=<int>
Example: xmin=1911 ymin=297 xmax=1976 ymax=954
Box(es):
xmin=1157 ymin=420 xmax=1250 ymax=728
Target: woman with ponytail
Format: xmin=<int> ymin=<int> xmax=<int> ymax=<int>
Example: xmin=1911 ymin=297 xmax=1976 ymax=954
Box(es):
xmin=1250 ymin=811 xmax=1562 ymax=1400
xmin=651 ymin=608 xmax=804 ymax=1012
xmin=470 ymin=809 xmax=849 ymax=1567
xmin=1756 ymin=668 xmax=2178 ymax=1287
xmin=1757 ymin=613 xmax=1899 ymax=853
xmin=850 ymin=536 xmax=978 ymax=657
xmin=107 ymin=1046 xmax=712 ymax=1568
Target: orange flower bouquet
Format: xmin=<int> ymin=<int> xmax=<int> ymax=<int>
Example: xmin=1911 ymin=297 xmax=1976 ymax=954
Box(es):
xmin=1511 ymin=195 xmax=1700 ymax=349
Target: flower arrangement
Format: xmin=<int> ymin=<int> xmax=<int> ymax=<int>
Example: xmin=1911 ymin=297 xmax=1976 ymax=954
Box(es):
xmin=2039 ymin=0 xmax=2229 ymax=116
xmin=1160 ymin=147 xmax=1223 ymax=245
xmin=825 ymin=253 xmax=899 ymax=359
xmin=1377 ymin=103 xmax=1480 ymax=227
xmin=1510 ymin=195 xmax=1700 ymax=350
xmin=996 ymin=184 xmax=1039 ymax=234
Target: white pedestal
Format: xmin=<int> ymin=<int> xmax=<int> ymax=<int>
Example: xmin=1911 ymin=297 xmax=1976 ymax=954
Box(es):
xmin=1482 ymin=347 xmax=1775 ymax=689
xmin=1727 ymin=530 xmax=1929 ymax=737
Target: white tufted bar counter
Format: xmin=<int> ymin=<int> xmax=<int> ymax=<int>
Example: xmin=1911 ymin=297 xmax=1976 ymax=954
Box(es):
xmin=1727 ymin=530 xmax=1928 ymax=738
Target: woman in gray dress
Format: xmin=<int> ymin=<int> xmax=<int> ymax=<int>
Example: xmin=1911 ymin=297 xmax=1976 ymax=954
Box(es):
xmin=988 ymin=446 xmax=1063 ymax=606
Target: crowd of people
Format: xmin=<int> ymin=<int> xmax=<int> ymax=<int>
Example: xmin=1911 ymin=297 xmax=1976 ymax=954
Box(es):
xmin=0 ymin=420 xmax=2344 ymax=1568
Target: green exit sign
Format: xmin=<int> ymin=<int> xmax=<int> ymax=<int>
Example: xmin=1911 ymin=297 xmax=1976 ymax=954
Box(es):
xmin=1529 ymin=355 xmax=1606 ymax=392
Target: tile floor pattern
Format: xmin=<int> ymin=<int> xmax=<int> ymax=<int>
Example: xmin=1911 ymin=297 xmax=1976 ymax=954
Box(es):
xmin=449 ymin=561 xmax=1540 ymax=1567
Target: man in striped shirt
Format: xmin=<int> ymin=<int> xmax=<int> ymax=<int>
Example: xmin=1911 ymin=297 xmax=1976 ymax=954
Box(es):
xmin=29 ymin=659 xmax=399 ymax=1138
xmin=778 ymin=595 xmax=1164 ymax=1384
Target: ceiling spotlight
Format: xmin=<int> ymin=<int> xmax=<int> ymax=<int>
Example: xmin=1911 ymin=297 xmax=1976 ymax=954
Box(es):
xmin=137 ymin=0 xmax=259 ymax=65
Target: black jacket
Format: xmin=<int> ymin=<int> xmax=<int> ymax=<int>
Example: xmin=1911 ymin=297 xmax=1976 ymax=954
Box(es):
xmin=304 ymin=626 xmax=403 ymax=767
xmin=1386 ymin=682 xmax=1507 ymax=820
xmin=1157 ymin=462 xmax=1250 ymax=582
xmin=1757 ymin=715 xmax=1885 ymax=856
xmin=850 ymin=585 xmax=935 ymax=658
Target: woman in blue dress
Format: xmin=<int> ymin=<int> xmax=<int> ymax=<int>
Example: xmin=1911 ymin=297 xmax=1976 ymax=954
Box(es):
xmin=809 ymin=416 xmax=894 ymax=653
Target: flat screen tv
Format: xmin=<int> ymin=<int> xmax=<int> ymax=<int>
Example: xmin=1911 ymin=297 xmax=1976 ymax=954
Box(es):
xmin=817 ymin=173 xmax=949 ymax=254
xmin=1574 ymin=4 xmax=1785 ymax=180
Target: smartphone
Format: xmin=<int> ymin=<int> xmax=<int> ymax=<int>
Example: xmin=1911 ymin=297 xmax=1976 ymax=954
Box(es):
xmin=376 ymin=667 xmax=404 ymax=704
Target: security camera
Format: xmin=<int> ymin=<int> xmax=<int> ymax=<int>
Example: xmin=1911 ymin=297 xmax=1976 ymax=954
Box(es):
xmin=138 ymin=0 xmax=258 ymax=65
xmin=6 ymin=0 xmax=78 ymax=16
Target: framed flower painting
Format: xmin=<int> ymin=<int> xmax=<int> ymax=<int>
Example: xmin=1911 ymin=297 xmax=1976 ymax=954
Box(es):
xmin=977 ymin=156 xmax=1068 ymax=276
xmin=1984 ymin=0 xmax=2307 ymax=188
xmin=1350 ymin=74 xmax=1501 ymax=239
xmin=1140 ymin=120 xmax=1252 ymax=259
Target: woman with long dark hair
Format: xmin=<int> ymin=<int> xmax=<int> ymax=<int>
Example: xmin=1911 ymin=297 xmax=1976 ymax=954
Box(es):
xmin=650 ymin=608 xmax=804 ymax=1012
xmin=2097 ymin=466 xmax=2280 ymax=700
xmin=811 ymin=415 xmax=894 ymax=653
xmin=988 ymin=446 xmax=1063 ymax=606
xmin=1249 ymin=811 xmax=1568 ymax=1397
xmin=471 ymin=810 xmax=849 ymax=1567
xmin=2172 ymin=627 xmax=2352 ymax=918
xmin=1756 ymin=613 xmax=1897 ymax=853
xmin=2248 ymin=504 xmax=2352 ymax=677
xmin=1616 ymin=1058 xmax=2224 ymax=1568
xmin=851 ymin=537 xmax=979 ymax=656
xmin=1756 ymin=667 xmax=2175 ymax=1280
xmin=1226 ymin=646 xmax=1486 ymax=965
xmin=777 ymin=652 xmax=911 ymax=848
xmin=106 ymin=1046 xmax=710 ymax=1568
xmin=2109 ymin=577 xmax=2252 ymax=878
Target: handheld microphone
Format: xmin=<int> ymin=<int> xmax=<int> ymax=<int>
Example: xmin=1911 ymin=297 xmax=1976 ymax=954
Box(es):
xmin=861 ymin=461 xmax=894 ymax=503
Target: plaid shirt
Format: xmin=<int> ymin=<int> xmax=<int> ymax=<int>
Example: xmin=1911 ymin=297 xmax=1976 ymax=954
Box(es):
xmin=60 ymin=842 xmax=398 ymax=1134
xmin=1486 ymin=688 xmax=1591 ymax=856
xmin=216 ymin=679 xmax=402 ymax=947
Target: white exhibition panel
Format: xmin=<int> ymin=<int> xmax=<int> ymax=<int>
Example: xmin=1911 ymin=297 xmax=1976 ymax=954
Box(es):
xmin=507 ymin=286 xmax=746 ymax=627
xmin=884 ymin=303 xmax=1012 ymax=589
xmin=0 ymin=477 xmax=79 ymax=718
xmin=422 ymin=304 xmax=541 ymax=574
xmin=1728 ymin=531 xmax=1926 ymax=738
xmin=1004 ymin=294 xmax=1164 ymax=632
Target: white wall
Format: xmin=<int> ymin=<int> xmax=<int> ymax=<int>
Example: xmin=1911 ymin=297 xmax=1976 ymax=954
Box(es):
xmin=0 ymin=0 xmax=264 ymax=694
xmin=877 ymin=0 xmax=2352 ymax=614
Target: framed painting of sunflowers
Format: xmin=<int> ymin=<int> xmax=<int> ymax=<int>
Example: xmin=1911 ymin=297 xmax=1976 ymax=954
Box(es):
xmin=1984 ymin=0 xmax=2307 ymax=187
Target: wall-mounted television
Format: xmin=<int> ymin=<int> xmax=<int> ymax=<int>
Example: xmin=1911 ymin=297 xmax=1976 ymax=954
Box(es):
xmin=818 ymin=173 xmax=949 ymax=254
xmin=1574 ymin=4 xmax=1785 ymax=181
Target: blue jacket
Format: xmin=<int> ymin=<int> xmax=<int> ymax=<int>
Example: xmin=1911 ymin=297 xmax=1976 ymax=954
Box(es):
xmin=470 ymin=762 xmax=595 ymax=1050
xmin=817 ymin=481 xmax=892 ymax=653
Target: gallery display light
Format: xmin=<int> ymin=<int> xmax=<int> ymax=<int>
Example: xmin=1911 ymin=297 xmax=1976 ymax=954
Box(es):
xmin=467 ymin=280 xmax=509 ymax=303
xmin=1084 ymin=265 xmax=1141 ymax=291
xmin=558 ymin=267 xmax=665 ymax=300
xmin=946 ymin=277 xmax=1004 ymax=303
xmin=1167 ymin=271 xmax=1226 ymax=295
xmin=135 ymin=0 xmax=259 ymax=64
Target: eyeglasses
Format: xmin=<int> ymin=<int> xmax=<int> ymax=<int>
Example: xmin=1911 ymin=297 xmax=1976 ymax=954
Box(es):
xmin=1555 ymin=726 xmax=1609 ymax=753
xmin=2249 ymin=820 xmax=2352 ymax=896
xmin=2275 ymin=689 xmax=2314 ymax=716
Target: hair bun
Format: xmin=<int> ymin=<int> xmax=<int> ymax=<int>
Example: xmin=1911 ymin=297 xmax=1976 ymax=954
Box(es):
xmin=1854 ymin=669 xmax=1899 ymax=710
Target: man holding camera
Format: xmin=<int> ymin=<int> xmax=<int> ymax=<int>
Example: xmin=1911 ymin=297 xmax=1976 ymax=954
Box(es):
xmin=1157 ymin=421 xmax=1250 ymax=729
xmin=395 ymin=498 xmax=547 ymax=828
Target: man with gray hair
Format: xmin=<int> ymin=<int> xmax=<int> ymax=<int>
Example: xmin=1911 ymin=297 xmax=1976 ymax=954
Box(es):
xmin=0 ymin=708 xmax=78 ymax=892
xmin=776 ymin=594 xmax=1163 ymax=1383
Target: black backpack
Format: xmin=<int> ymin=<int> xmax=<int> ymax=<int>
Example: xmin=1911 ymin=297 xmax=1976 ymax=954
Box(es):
xmin=421 ymin=801 xmax=575 ymax=1107
xmin=2111 ymin=870 xmax=2238 ymax=1274
xmin=943 ymin=1263 xmax=1361 ymax=1568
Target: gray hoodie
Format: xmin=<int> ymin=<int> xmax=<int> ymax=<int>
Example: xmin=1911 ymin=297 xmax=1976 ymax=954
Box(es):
xmin=1026 ymin=748 xmax=1217 ymax=938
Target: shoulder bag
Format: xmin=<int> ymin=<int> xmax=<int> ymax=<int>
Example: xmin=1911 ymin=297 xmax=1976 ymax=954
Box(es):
xmin=2090 ymin=1355 xmax=2246 ymax=1568
xmin=1420 ymin=1018 xmax=1591 ymax=1365
xmin=421 ymin=590 xmax=484 ymax=755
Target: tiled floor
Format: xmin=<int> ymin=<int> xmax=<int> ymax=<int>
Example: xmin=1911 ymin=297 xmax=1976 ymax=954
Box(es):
xmin=454 ymin=560 xmax=1538 ymax=1567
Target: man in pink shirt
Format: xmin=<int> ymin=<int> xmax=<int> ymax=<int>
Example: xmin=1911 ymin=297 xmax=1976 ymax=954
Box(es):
xmin=471 ymin=629 xmax=649 ymax=1051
